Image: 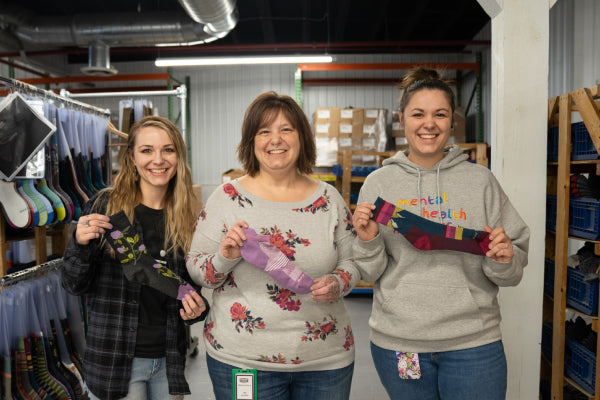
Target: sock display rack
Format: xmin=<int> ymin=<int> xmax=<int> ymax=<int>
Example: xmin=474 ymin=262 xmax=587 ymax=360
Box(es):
xmin=0 ymin=76 xmax=111 ymax=277
xmin=332 ymin=145 xmax=488 ymax=294
xmin=541 ymin=84 xmax=600 ymax=400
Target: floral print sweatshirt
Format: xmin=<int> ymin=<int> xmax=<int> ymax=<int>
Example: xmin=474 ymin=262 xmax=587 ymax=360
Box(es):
xmin=186 ymin=180 xmax=360 ymax=371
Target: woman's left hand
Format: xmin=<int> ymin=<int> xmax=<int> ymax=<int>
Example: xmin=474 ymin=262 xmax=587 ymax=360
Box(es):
xmin=180 ymin=290 xmax=207 ymax=320
xmin=310 ymin=274 xmax=341 ymax=303
xmin=485 ymin=225 xmax=514 ymax=263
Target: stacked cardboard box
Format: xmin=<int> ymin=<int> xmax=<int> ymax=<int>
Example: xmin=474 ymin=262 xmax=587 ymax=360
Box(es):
xmin=314 ymin=107 xmax=388 ymax=166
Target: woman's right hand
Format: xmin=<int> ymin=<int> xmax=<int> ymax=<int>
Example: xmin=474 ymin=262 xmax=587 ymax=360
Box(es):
xmin=352 ymin=203 xmax=379 ymax=241
xmin=220 ymin=220 xmax=249 ymax=260
xmin=76 ymin=214 xmax=112 ymax=245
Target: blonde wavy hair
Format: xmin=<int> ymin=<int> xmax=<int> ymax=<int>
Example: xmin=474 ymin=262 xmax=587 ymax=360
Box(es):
xmin=96 ymin=115 xmax=196 ymax=256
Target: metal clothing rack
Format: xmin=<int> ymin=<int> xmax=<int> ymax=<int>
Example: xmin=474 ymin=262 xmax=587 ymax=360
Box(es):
xmin=0 ymin=75 xmax=111 ymax=117
xmin=0 ymin=257 xmax=62 ymax=288
xmin=62 ymin=85 xmax=188 ymax=141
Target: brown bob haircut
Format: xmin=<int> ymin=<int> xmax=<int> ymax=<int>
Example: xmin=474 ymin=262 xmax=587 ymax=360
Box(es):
xmin=237 ymin=91 xmax=316 ymax=177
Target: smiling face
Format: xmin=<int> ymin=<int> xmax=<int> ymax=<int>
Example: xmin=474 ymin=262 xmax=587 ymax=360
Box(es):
xmin=253 ymin=110 xmax=300 ymax=175
xmin=400 ymin=88 xmax=453 ymax=168
xmin=130 ymin=126 xmax=178 ymax=193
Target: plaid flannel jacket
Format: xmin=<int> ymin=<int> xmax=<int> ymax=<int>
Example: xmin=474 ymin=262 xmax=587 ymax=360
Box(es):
xmin=61 ymin=192 xmax=207 ymax=400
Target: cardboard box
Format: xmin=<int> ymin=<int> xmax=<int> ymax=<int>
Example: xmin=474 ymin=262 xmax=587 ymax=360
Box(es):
xmin=340 ymin=108 xmax=364 ymax=125
xmin=364 ymin=108 xmax=388 ymax=125
xmin=222 ymin=168 xmax=244 ymax=183
xmin=391 ymin=121 xmax=404 ymax=137
xmin=394 ymin=136 xmax=408 ymax=150
xmin=313 ymin=107 xmax=340 ymax=138
xmin=451 ymin=106 xmax=466 ymax=143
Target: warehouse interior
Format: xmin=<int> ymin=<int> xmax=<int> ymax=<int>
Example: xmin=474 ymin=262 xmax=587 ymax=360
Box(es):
xmin=1 ymin=1 xmax=599 ymax=399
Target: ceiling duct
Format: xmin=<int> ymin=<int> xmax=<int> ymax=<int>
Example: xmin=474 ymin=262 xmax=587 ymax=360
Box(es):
xmin=0 ymin=0 xmax=238 ymax=73
xmin=81 ymin=41 xmax=117 ymax=76
xmin=178 ymin=0 xmax=238 ymax=36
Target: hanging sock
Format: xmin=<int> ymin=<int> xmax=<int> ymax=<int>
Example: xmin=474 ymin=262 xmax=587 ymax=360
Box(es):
xmin=240 ymin=227 xmax=314 ymax=294
xmin=24 ymin=180 xmax=54 ymax=226
xmin=36 ymin=179 xmax=65 ymax=223
xmin=3 ymin=356 xmax=12 ymax=400
xmin=19 ymin=179 xmax=48 ymax=227
xmin=105 ymin=211 xmax=196 ymax=300
xmin=15 ymin=181 xmax=38 ymax=228
xmin=30 ymin=334 xmax=70 ymax=400
xmin=371 ymin=197 xmax=491 ymax=256
xmin=0 ymin=180 xmax=31 ymax=228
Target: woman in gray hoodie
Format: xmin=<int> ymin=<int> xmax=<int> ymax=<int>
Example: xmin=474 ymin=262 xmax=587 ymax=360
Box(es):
xmin=352 ymin=67 xmax=530 ymax=400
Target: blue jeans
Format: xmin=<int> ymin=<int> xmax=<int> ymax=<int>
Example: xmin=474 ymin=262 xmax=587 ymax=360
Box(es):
xmin=206 ymin=353 xmax=354 ymax=400
xmin=370 ymin=341 xmax=507 ymax=400
xmin=86 ymin=357 xmax=183 ymax=400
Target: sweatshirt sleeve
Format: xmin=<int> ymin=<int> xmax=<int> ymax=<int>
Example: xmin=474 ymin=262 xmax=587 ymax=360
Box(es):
xmin=480 ymin=175 xmax=530 ymax=287
xmin=352 ymin=174 xmax=391 ymax=284
xmin=186 ymin=186 xmax=242 ymax=289
xmin=329 ymin=191 xmax=362 ymax=296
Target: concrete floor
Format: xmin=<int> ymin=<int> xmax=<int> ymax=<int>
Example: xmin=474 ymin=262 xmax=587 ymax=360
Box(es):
xmin=183 ymin=294 xmax=389 ymax=399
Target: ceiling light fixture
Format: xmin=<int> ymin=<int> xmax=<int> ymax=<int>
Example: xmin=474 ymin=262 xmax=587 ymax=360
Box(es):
xmin=155 ymin=55 xmax=333 ymax=67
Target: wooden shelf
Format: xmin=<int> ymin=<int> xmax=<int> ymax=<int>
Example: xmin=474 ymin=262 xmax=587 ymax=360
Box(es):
xmin=544 ymin=85 xmax=600 ymax=400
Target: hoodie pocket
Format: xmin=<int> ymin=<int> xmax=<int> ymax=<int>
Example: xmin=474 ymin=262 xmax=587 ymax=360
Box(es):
xmin=378 ymin=282 xmax=483 ymax=341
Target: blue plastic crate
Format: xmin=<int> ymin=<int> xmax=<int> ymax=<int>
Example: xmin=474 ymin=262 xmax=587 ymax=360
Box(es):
xmin=572 ymin=121 xmax=599 ymax=161
xmin=569 ymin=197 xmax=600 ymax=240
xmin=548 ymin=126 xmax=559 ymax=162
xmin=566 ymin=267 xmax=599 ymax=316
xmin=565 ymin=337 xmax=596 ymax=394
xmin=544 ymin=258 xmax=555 ymax=297
xmin=541 ymin=322 xmax=553 ymax=361
xmin=542 ymin=259 xmax=598 ymax=316
xmin=546 ymin=195 xmax=557 ymax=231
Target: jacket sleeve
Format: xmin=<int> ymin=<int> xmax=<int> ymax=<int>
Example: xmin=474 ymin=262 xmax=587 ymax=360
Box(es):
xmin=61 ymin=194 xmax=107 ymax=295
xmin=480 ymin=174 xmax=530 ymax=287
xmin=186 ymin=187 xmax=242 ymax=289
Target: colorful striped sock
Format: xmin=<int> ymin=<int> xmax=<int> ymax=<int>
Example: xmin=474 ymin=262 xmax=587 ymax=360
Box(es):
xmin=372 ymin=197 xmax=491 ymax=256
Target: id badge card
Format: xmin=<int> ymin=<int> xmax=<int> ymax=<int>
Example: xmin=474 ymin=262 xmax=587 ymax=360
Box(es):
xmin=233 ymin=369 xmax=257 ymax=400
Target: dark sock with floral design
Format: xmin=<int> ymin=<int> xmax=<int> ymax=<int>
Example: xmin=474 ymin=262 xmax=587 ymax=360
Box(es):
xmin=105 ymin=211 xmax=195 ymax=300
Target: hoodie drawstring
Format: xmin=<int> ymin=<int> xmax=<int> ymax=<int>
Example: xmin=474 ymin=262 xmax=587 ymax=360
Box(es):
xmin=436 ymin=163 xmax=443 ymax=224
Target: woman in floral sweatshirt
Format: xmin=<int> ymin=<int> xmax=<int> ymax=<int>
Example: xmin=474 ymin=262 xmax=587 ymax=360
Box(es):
xmin=186 ymin=91 xmax=361 ymax=400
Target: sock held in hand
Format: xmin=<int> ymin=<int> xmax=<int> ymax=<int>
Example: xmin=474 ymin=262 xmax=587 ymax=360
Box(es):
xmin=240 ymin=227 xmax=313 ymax=294
xmin=105 ymin=211 xmax=195 ymax=300
xmin=372 ymin=197 xmax=491 ymax=256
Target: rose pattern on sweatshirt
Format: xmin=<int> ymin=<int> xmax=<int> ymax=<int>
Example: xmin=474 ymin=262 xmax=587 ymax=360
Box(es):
xmin=301 ymin=315 xmax=338 ymax=342
xmin=186 ymin=252 xmax=225 ymax=285
xmin=292 ymin=189 xmax=330 ymax=213
xmin=266 ymin=283 xmax=301 ymax=311
xmin=259 ymin=225 xmax=310 ymax=261
xmin=224 ymin=183 xmax=253 ymax=208
xmin=333 ymin=269 xmax=353 ymax=293
xmin=230 ymin=302 xmax=265 ymax=333
xmin=343 ymin=325 xmax=354 ymax=351
xmin=258 ymin=354 xmax=302 ymax=364
xmin=204 ymin=320 xmax=223 ymax=350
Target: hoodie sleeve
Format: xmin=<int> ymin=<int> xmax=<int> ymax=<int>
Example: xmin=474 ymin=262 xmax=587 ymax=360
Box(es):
xmin=480 ymin=174 xmax=530 ymax=287
xmin=352 ymin=173 xmax=393 ymax=283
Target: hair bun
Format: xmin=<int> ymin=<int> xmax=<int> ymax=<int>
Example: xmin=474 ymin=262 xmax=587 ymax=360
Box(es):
xmin=399 ymin=67 xmax=442 ymax=90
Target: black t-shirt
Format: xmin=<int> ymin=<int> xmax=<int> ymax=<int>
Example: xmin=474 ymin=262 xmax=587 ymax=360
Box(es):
xmin=134 ymin=203 xmax=169 ymax=358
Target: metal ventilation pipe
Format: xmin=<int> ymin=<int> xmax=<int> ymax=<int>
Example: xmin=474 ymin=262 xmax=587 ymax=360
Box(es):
xmin=178 ymin=0 xmax=238 ymax=36
xmin=81 ymin=41 xmax=118 ymax=76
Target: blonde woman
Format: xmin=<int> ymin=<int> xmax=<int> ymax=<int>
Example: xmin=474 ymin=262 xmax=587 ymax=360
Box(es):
xmin=62 ymin=116 xmax=208 ymax=400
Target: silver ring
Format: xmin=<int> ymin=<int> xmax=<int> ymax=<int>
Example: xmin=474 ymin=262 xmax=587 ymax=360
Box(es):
xmin=82 ymin=220 xmax=90 ymax=226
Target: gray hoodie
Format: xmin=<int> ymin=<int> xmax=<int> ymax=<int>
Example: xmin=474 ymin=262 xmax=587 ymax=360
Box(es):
xmin=355 ymin=145 xmax=530 ymax=352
